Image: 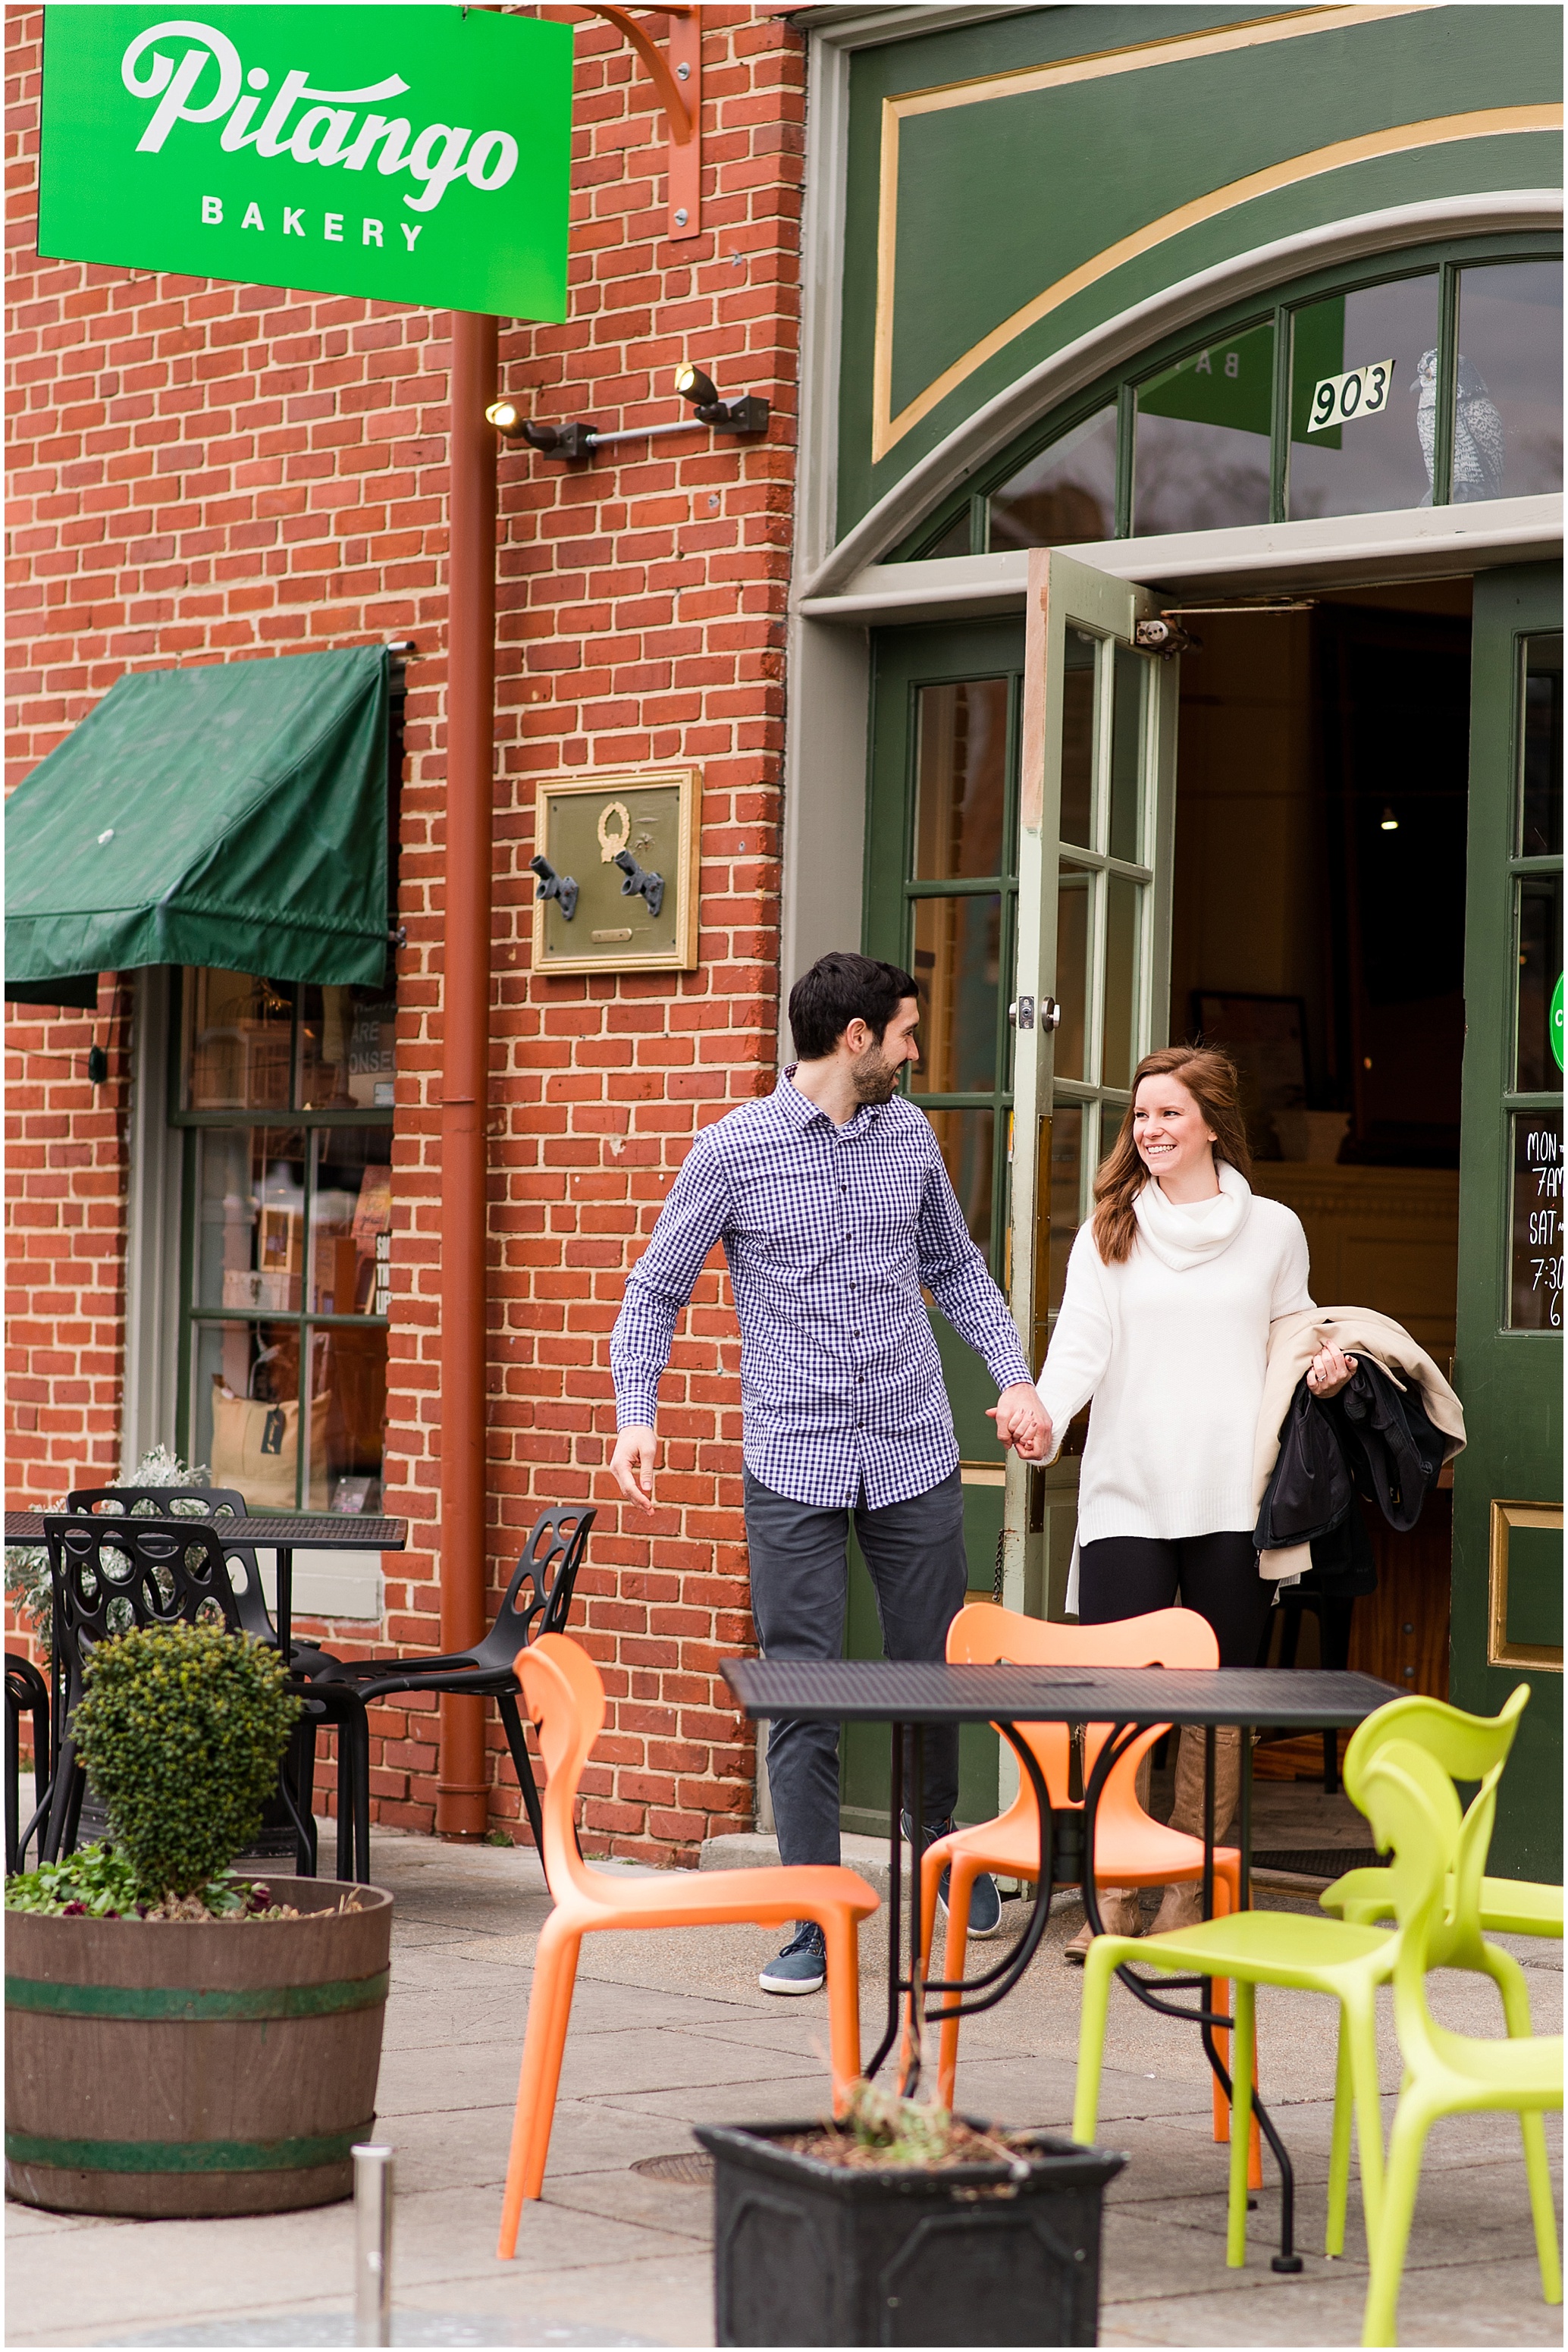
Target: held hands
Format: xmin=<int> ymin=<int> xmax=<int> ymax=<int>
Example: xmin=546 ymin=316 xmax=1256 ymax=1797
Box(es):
xmin=988 ymin=1381 xmax=1053 ymax=1462
xmin=1306 ymin=1344 xmax=1358 ymax=1400
xmin=610 ymin=1424 xmax=659 ymax=1511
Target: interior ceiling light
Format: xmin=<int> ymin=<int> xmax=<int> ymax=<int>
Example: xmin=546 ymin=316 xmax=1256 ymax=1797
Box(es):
xmin=1380 ymin=805 xmax=1400 ymax=831
xmin=486 ymin=363 xmax=768 ymax=463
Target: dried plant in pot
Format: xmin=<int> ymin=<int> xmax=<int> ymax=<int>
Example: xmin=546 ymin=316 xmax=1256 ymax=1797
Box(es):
xmin=696 ymin=2081 xmax=1126 ymax=2348
xmin=5 ymin=1623 xmax=394 ymax=2219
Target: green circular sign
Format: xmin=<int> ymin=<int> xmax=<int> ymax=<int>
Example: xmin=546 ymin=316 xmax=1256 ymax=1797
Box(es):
xmin=1554 ymin=971 xmax=1565 ymax=1075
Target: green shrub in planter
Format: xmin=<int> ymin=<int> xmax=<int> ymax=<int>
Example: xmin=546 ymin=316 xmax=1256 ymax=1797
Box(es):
xmin=74 ymin=1623 xmax=301 ymax=1903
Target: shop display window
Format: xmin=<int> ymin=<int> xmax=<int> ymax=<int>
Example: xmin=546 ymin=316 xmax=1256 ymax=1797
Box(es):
xmin=989 ymin=405 xmax=1117 ymax=551
xmin=1454 ymin=262 xmax=1563 ymax=503
xmin=1287 ymin=273 xmax=1440 ymax=519
xmin=1131 ymin=319 xmax=1274 ymax=535
xmin=176 ymin=966 xmax=394 ymax=1514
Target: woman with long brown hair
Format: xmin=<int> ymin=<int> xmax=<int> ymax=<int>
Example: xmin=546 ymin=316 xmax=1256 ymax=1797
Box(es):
xmin=1022 ymin=1045 xmax=1355 ymax=1950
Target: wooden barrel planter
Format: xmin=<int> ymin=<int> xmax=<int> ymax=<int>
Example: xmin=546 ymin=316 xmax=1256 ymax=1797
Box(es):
xmin=5 ymin=1880 xmax=392 ymax=2219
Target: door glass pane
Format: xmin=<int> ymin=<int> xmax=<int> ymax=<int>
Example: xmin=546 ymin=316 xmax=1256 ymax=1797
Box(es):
xmin=989 ymin=404 xmax=1117 ymax=551
xmin=911 ymin=895 xmax=1001 ymax=1093
xmin=311 ymin=1130 xmax=393 ymax=1316
xmin=196 ymin=1128 xmax=306 ymax=1314
xmin=1047 ymin=1103 xmax=1083 ymax=1314
xmin=1108 ymin=645 xmax=1143 ymax=863
xmin=1522 ymin=633 xmax=1563 ymax=856
xmin=1059 ymin=631 xmax=1096 ymax=848
xmin=1102 ymin=873 xmax=1140 ymax=1091
xmin=1510 ymin=1112 xmax=1563 ymax=1330
xmin=194 ymin=1317 xmax=325 ymax=1511
xmin=925 ymin=1108 xmax=996 ymax=1259
xmin=1516 ymin=872 xmax=1563 ymax=1093
xmin=1054 ymin=868 xmax=1091 ymax=1081
xmin=184 ymin=971 xmax=293 ymax=1111
xmin=301 ymin=980 xmax=397 ymax=1111
xmin=1133 ymin=319 xmax=1273 ymax=535
xmin=1287 ymin=273 xmax=1439 ymax=519
xmin=913 ymin=679 xmax=1010 ymax=879
xmin=1454 ymin=262 xmax=1563 ymax=502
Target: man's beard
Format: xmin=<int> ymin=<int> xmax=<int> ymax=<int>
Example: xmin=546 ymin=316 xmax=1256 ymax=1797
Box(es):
xmin=851 ymin=1051 xmax=902 ymax=1105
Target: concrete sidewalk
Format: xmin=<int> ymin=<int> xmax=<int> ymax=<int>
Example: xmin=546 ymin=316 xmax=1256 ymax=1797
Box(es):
xmin=6 ymin=1827 xmax=1560 ymax=2348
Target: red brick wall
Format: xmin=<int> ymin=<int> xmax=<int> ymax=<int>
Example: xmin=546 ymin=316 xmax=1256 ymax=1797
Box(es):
xmin=5 ymin=6 xmax=804 ymax=1859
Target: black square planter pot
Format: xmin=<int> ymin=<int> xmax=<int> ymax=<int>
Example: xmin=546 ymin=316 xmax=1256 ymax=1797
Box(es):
xmin=695 ymin=2119 xmax=1126 ymax=2347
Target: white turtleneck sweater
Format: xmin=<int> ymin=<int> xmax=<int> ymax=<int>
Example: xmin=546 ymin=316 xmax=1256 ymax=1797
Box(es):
xmin=1036 ymin=1162 xmax=1313 ymax=1546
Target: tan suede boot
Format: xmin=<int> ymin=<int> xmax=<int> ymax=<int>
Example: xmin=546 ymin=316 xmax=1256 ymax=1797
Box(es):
xmin=1064 ymin=1886 xmax=1143 ymax=1962
xmin=1148 ymin=1725 xmax=1242 ymax=1936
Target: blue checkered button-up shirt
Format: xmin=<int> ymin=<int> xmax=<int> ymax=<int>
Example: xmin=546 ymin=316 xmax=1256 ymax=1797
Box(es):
xmin=611 ymin=1071 xmax=1033 ymax=1510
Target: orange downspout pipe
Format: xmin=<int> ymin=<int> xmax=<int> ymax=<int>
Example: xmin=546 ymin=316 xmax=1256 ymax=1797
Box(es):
xmin=436 ymin=309 xmax=497 ymax=1839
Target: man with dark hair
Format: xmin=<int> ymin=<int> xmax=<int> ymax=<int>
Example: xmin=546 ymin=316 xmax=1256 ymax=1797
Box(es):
xmin=610 ymin=950 xmax=1048 ymax=1993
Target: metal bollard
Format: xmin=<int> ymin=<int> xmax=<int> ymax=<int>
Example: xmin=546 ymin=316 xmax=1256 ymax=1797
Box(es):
xmin=352 ymin=2143 xmax=394 ymax=2348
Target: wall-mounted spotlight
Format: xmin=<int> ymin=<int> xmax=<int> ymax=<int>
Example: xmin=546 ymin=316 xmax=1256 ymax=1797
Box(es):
xmin=487 ymin=364 xmax=768 ymax=463
xmin=1379 ymin=805 xmax=1400 ymax=832
xmin=673 ymin=362 xmax=769 ymax=436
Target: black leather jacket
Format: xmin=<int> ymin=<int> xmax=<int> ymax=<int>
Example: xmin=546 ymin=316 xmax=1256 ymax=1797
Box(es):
xmin=1253 ymin=1356 xmax=1447 ymax=1557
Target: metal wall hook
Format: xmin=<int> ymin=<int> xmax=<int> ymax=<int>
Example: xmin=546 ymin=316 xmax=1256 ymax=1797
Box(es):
xmin=529 ymin=855 xmax=579 ymax=922
xmin=613 ymin=848 xmax=665 ymax=918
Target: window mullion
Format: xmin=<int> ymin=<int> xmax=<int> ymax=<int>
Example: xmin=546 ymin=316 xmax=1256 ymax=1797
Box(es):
xmin=1269 ymin=299 xmax=1290 ymax=523
xmin=1434 ymin=260 xmax=1460 ymax=506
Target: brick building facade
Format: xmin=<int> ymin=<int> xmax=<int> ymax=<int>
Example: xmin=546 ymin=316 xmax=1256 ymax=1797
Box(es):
xmin=5 ymin=3 xmax=805 ymax=1858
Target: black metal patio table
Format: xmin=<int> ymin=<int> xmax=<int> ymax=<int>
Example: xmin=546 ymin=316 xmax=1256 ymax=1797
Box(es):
xmin=7 ymin=1512 xmax=407 ymax=1678
xmin=8 ymin=1512 xmax=407 ymax=1879
xmin=722 ymin=1655 xmax=1398 ymax=2268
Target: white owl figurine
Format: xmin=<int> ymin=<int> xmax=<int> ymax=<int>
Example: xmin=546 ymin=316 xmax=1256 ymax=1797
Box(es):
xmin=1411 ymin=347 xmax=1507 ymax=503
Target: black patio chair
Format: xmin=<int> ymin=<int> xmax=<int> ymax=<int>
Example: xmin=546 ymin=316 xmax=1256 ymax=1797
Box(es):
xmin=38 ymin=1515 xmax=370 ymax=1880
xmin=62 ymin=1487 xmax=369 ymax=1879
xmin=67 ymin=1487 xmax=276 ymax=1647
xmin=312 ymin=1504 xmax=596 ymax=1855
xmin=5 ymin=1652 xmax=49 ymax=1876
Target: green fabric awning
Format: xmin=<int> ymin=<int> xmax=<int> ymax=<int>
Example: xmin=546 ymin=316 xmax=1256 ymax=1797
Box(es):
xmin=5 ymin=647 xmax=390 ymax=989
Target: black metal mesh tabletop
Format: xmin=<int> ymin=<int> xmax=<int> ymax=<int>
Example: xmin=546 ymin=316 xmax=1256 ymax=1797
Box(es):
xmin=10 ymin=1513 xmax=407 ymax=1551
xmin=722 ymin=1658 xmax=1398 ymax=1728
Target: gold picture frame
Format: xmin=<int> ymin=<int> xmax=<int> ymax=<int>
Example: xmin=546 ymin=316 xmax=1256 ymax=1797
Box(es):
xmin=530 ymin=767 xmax=701 ymax=975
xmin=1488 ymin=1499 xmax=1564 ymax=1672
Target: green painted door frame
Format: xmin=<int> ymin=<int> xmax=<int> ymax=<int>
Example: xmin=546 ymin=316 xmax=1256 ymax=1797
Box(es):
xmin=1452 ymin=563 xmax=1563 ymax=1881
xmin=845 ymin=619 xmax=1025 ymax=1835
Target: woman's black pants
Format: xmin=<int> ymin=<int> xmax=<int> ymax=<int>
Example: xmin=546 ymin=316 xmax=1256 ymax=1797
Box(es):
xmin=1077 ymin=1531 xmax=1271 ymax=1667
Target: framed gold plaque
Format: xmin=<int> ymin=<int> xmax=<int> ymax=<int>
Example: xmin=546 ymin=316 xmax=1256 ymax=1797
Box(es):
xmin=1488 ymin=1499 xmax=1564 ymax=1672
xmin=530 ymin=767 xmax=700 ymax=975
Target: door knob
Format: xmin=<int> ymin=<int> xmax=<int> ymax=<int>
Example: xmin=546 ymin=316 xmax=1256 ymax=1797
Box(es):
xmin=1008 ymin=996 xmax=1062 ymax=1032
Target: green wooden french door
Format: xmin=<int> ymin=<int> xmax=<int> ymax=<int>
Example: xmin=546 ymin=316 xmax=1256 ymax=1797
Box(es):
xmin=1451 ymin=565 xmax=1563 ymax=1880
xmin=843 ymin=621 xmax=1025 ymax=1833
xmin=1005 ymin=554 xmax=1181 ymax=1622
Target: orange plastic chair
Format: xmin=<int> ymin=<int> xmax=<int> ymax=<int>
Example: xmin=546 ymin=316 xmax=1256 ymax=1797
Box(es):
xmin=919 ymin=1602 xmax=1253 ymax=2164
xmin=497 ymin=1634 xmax=880 ymax=2255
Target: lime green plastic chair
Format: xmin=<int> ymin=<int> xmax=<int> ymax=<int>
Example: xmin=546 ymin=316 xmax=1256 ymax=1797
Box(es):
xmin=1356 ymin=1740 xmax=1562 ymax=2347
xmin=1319 ymin=1692 xmax=1563 ymax=1942
xmin=1071 ymin=1686 xmax=1536 ymax=2269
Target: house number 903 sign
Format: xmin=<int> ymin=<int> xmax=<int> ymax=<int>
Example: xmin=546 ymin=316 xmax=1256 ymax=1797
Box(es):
xmin=1307 ymin=359 xmax=1395 ymax=431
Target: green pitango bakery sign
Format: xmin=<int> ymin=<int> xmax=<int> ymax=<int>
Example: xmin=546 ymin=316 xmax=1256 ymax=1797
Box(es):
xmin=38 ymin=7 xmax=573 ymax=318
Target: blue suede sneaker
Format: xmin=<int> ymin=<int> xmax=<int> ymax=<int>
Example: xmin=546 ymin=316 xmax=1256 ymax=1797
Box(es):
xmin=760 ymin=1920 xmax=826 ymax=1994
xmin=905 ymin=1814 xmax=1004 ymax=1940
